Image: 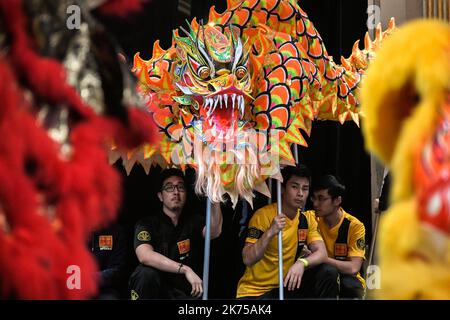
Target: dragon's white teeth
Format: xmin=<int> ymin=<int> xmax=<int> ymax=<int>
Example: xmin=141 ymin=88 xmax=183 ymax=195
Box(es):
xmin=239 ymin=96 xmax=245 ymax=116
xmin=236 ymin=96 xmax=240 ymax=113
xmin=212 ymin=99 xmax=217 ymax=114
xmin=224 ymin=94 xmax=228 ymax=109
xmin=205 ymin=94 xmax=246 ymax=120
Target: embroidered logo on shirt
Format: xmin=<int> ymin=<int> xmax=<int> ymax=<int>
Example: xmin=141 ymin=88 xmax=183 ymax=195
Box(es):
xmin=335 ymin=243 xmax=348 ymax=257
xmin=357 ymin=237 xmax=365 ymax=250
xmin=99 ymin=235 xmax=113 ymax=250
xmin=177 ymin=239 xmax=190 ymax=255
xmin=131 ymin=290 xmax=139 ymax=300
xmin=137 ymin=231 xmax=151 ymax=241
xmin=298 ymin=229 xmax=308 ymax=242
xmin=247 ymin=227 xmax=263 ymax=239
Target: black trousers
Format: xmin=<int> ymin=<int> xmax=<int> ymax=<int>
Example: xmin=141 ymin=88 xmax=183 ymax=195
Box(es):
xmin=339 ymin=274 xmax=365 ymax=299
xmin=239 ymin=263 xmax=339 ymax=300
xmin=129 ymin=264 xmax=196 ymax=299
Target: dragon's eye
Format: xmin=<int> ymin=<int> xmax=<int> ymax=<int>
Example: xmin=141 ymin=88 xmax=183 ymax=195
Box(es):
xmin=235 ymin=66 xmax=247 ymax=80
xmin=198 ymin=66 xmax=211 ymax=80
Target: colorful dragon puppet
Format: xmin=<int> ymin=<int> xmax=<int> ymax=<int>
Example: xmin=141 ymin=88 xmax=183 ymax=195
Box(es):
xmin=361 ymin=20 xmax=450 ymax=299
xmin=114 ymin=0 xmax=396 ymax=206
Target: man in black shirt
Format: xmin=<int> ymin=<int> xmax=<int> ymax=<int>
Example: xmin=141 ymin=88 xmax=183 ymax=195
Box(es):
xmin=129 ymin=168 xmax=223 ymax=299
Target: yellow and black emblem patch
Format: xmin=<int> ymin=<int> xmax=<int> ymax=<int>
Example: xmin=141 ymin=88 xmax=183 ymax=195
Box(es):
xmin=247 ymin=227 xmax=263 ymax=239
xmin=131 ymin=290 xmax=139 ymax=300
xmin=357 ymin=237 xmax=365 ymax=250
xmin=137 ymin=231 xmax=151 ymax=241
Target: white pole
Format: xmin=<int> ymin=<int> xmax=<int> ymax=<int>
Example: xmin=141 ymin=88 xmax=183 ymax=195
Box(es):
xmin=202 ymin=198 xmax=212 ymax=300
xmin=268 ymin=178 xmax=273 ymax=204
xmin=277 ymin=179 xmax=284 ymax=300
xmin=276 ymin=143 xmax=298 ymax=300
xmin=293 ymin=144 xmax=299 ymax=164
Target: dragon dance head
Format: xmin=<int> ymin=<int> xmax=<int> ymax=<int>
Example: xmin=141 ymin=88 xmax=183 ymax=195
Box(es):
xmin=132 ymin=19 xmax=280 ymax=206
xmin=126 ymin=1 xmax=395 ymax=207
xmin=173 ymin=23 xmax=253 ymax=138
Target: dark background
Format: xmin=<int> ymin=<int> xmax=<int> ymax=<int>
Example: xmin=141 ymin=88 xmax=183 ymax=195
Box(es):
xmin=95 ymin=0 xmax=371 ymax=299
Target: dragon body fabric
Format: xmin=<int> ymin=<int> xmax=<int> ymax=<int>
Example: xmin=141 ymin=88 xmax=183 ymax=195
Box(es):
xmin=361 ymin=20 xmax=450 ymax=299
xmin=116 ymin=0 xmax=395 ymax=207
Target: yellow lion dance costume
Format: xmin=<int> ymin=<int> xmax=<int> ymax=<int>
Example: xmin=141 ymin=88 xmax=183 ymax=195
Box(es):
xmin=361 ymin=20 xmax=450 ymax=299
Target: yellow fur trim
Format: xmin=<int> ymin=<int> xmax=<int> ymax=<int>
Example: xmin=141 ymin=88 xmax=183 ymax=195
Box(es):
xmin=361 ymin=21 xmax=450 ymax=162
xmin=376 ymin=201 xmax=450 ymax=299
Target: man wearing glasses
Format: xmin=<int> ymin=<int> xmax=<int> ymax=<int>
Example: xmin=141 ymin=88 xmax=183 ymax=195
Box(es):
xmin=309 ymin=175 xmax=366 ymax=299
xmin=129 ymin=168 xmax=223 ymax=299
xmin=236 ymin=165 xmax=339 ymax=299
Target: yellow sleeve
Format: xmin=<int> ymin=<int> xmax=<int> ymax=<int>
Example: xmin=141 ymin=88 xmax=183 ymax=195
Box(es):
xmin=304 ymin=211 xmax=323 ymax=245
xmin=348 ymin=221 xmax=366 ymax=258
xmin=245 ymin=206 xmax=272 ymax=244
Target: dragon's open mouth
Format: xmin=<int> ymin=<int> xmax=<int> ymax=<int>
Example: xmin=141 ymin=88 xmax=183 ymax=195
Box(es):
xmin=201 ymin=92 xmax=247 ymax=136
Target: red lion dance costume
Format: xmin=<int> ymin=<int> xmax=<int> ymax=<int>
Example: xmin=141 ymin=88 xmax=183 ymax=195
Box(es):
xmin=0 ymin=0 xmax=154 ymax=299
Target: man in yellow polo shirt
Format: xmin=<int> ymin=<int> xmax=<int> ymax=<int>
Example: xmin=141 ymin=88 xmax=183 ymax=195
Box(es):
xmin=236 ymin=165 xmax=339 ymax=299
xmin=310 ymin=175 xmax=366 ymax=299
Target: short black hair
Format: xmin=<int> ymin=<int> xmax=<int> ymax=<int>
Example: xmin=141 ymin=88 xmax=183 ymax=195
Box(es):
xmin=281 ymin=164 xmax=311 ymax=186
xmin=313 ymin=175 xmax=345 ymax=199
xmin=158 ymin=168 xmax=186 ymax=190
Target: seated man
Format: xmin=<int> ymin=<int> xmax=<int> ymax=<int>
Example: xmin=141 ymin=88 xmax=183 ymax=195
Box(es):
xmin=310 ymin=175 xmax=366 ymax=299
xmin=129 ymin=168 xmax=223 ymax=299
xmin=236 ymin=165 xmax=339 ymax=299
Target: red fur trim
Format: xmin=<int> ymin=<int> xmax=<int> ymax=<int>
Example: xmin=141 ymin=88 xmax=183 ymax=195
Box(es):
xmin=0 ymin=57 xmax=104 ymax=299
xmin=0 ymin=0 xmax=154 ymax=299
xmin=112 ymin=107 xmax=156 ymax=148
